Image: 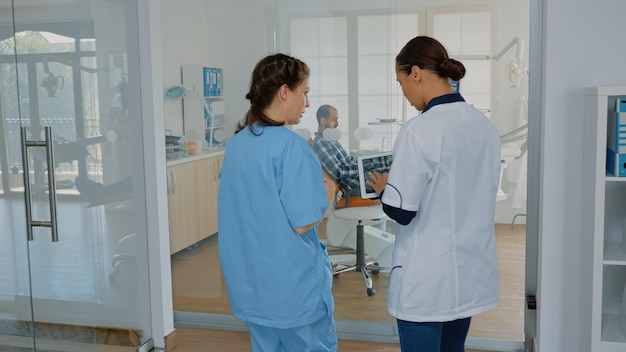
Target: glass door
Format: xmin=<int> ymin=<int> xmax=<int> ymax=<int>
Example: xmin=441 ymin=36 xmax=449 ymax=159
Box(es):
xmin=0 ymin=0 xmax=153 ymax=350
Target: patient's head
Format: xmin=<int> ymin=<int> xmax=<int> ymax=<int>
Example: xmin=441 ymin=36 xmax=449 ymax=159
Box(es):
xmin=316 ymin=104 xmax=339 ymax=131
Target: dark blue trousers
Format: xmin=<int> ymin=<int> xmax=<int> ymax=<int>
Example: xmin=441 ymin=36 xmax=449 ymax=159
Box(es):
xmin=396 ymin=317 xmax=472 ymax=352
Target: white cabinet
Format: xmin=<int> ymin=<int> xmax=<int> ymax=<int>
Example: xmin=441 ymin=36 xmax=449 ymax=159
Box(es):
xmin=584 ymin=86 xmax=626 ymax=352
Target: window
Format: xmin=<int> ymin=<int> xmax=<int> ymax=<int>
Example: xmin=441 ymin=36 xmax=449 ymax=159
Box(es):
xmin=0 ymin=26 xmax=105 ymax=195
xmin=357 ymin=14 xmax=418 ymax=151
xmin=290 ymin=17 xmax=349 ymax=146
xmin=289 ymin=6 xmax=494 ymax=151
xmin=428 ymin=6 xmax=494 ymax=117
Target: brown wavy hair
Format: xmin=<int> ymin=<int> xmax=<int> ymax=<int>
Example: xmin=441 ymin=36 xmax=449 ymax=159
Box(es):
xmin=236 ymin=53 xmax=310 ymax=134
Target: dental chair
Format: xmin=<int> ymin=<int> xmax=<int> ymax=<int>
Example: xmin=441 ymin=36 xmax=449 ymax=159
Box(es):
xmin=498 ymin=144 xmax=521 ymax=201
xmin=499 ymin=123 xmax=528 ymax=225
xmin=498 ymin=123 xmax=528 ymax=201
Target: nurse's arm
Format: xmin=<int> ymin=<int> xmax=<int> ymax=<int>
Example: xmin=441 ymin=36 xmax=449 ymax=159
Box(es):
xmin=294 ymin=222 xmax=319 ymax=235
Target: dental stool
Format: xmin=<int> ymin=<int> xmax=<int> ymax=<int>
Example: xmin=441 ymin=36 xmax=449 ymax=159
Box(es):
xmin=330 ymin=205 xmax=388 ymax=297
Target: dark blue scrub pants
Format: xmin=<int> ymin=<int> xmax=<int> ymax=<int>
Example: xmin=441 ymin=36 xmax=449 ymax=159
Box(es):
xmin=396 ymin=317 xmax=471 ymax=352
xmin=247 ymin=314 xmax=337 ymax=352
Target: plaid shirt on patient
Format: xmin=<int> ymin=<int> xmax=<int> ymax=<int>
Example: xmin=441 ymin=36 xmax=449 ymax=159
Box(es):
xmin=311 ymin=132 xmax=360 ymax=195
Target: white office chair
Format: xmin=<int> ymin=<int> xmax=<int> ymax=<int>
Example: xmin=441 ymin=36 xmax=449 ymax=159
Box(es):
xmin=326 ymin=204 xmax=391 ymax=297
xmin=322 ymin=171 xmax=394 ymax=297
xmin=300 ymin=126 xmax=395 ymax=296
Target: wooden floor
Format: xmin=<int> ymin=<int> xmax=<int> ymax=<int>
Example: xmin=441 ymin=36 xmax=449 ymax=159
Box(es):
xmin=171 ymin=223 xmax=526 ymax=342
xmin=172 ymin=327 xmax=488 ymax=352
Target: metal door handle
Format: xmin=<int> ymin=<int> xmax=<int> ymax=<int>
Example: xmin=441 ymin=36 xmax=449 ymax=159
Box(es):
xmin=166 ymin=170 xmax=171 ymax=195
xmin=20 ymin=127 xmax=59 ymax=242
xmin=170 ymin=169 xmax=176 ymax=194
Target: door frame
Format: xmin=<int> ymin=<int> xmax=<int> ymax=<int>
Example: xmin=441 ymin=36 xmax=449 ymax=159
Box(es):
xmin=524 ymin=0 xmax=543 ymax=349
xmin=136 ymin=0 xmax=175 ymax=348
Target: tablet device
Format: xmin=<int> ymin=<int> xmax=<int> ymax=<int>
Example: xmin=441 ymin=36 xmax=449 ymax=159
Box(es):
xmin=357 ymin=151 xmax=393 ymax=199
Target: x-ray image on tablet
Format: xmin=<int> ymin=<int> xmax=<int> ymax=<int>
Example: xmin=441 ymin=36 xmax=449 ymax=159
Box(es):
xmin=357 ymin=151 xmax=393 ymax=199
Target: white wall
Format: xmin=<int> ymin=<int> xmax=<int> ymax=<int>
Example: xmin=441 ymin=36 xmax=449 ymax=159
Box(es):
xmin=160 ymin=0 xmax=273 ymax=138
xmin=161 ymin=0 xmax=210 ymax=137
xmin=537 ymin=0 xmax=626 ymax=350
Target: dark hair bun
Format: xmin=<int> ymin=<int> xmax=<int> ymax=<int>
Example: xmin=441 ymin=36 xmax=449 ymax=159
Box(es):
xmin=439 ymin=58 xmax=466 ymax=81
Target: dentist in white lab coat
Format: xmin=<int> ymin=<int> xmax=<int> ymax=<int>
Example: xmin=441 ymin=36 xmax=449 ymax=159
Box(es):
xmin=368 ymin=36 xmax=501 ymax=352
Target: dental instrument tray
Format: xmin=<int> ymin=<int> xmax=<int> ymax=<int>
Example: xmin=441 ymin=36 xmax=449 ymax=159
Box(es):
xmin=165 ymin=135 xmax=181 ymax=143
xmin=165 ymin=135 xmax=185 ymax=159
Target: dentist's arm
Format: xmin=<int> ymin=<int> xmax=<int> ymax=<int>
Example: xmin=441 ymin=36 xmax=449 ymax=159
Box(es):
xmin=367 ymin=171 xmax=416 ymax=226
xmin=366 ymin=171 xmax=388 ymax=194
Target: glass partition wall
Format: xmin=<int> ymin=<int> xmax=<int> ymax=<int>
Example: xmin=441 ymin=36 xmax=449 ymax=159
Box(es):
xmin=170 ymin=0 xmax=529 ymax=348
xmin=274 ymin=0 xmax=405 ymax=329
xmin=282 ymin=2 xmax=411 ymax=153
xmin=0 ymin=1 xmax=153 ymax=350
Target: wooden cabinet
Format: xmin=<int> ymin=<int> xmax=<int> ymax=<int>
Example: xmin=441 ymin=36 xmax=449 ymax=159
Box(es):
xmin=194 ymin=154 xmax=223 ymax=241
xmin=167 ymin=153 xmax=223 ymax=254
xmin=584 ymin=86 xmax=626 ymax=352
xmin=167 ymin=161 xmax=196 ymax=254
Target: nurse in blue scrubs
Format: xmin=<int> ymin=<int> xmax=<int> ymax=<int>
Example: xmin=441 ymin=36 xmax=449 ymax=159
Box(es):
xmin=217 ymin=53 xmax=337 ymax=352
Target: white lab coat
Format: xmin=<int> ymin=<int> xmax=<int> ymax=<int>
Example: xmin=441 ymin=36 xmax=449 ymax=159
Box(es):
xmin=383 ymin=99 xmax=500 ymax=322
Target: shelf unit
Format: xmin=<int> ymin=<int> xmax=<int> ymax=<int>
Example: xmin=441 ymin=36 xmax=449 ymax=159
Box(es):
xmin=202 ymin=95 xmax=226 ymax=147
xmin=181 ymin=65 xmax=226 ymax=148
xmin=584 ymin=86 xmax=626 ymax=352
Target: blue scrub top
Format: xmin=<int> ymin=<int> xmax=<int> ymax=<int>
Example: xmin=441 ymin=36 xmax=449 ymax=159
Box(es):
xmin=217 ymin=124 xmax=334 ymax=329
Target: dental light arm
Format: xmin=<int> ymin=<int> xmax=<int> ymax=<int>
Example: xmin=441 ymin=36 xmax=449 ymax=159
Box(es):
xmin=492 ymin=36 xmax=524 ymax=62
xmin=454 ymin=36 xmax=525 ymax=62
xmin=494 ymin=37 xmax=527 ymax=88
xmin=164 ymin=84 xmax=213 ymax=120
xmin=453 ymin=36 xmax=527 ymax=87
xmin=41 ymin=55 xmax=108 ymax=97
xmin=43 ymin=55 xmax=105 ymax=74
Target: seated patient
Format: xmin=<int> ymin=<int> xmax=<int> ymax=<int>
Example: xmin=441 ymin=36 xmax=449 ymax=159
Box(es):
xmin=311 ymin=104 xmax=384 ymax=207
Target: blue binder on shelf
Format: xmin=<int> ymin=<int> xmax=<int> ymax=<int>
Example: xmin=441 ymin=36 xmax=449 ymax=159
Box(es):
xmin=607 ymin=97 xmax=626 ymax=176
xmin=202 ymin=67 xmax=223 ymax=97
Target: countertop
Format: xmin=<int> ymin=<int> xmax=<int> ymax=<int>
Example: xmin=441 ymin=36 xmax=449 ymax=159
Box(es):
xmin=166 ymin=148 xmax=225 ymax=167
